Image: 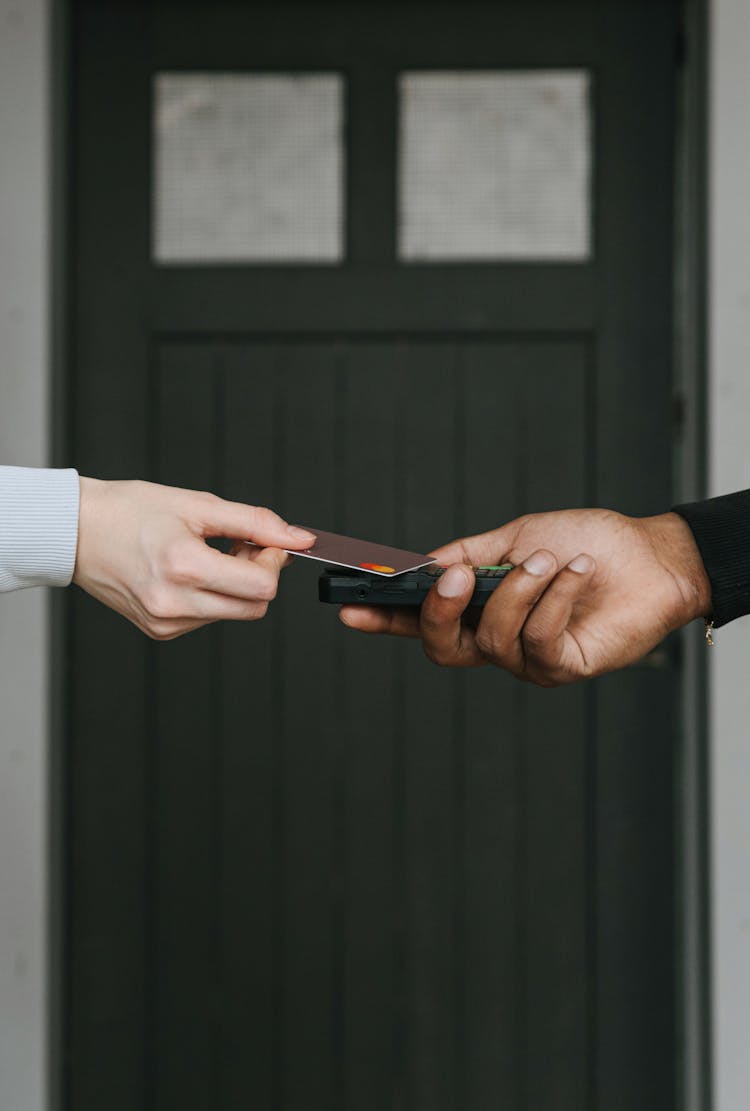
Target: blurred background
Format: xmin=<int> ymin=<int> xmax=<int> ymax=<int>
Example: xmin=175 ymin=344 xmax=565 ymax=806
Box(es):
xmin=3 ymin=1 xmax=749 ymax=1109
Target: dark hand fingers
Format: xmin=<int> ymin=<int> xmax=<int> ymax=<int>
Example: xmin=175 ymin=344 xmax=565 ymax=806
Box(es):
xmin=462 ymin=607 xmax=482 ymax=632
xmin=339 ymin=605 xmax=421 ymax=637
xmin=339 ymin=563 xmax=481 ymax=648
xmin=474 ymin=549 xmax=559 ymax=676
xmin=429 ymin=521 xmax=522 ymax=569
xmin=520 ymin=554 xmax=597 ymax=683
xmin=418 ymin=564 xmax=486 ymax=667
xmin=340 ymin=566 xmax=488 ymax=663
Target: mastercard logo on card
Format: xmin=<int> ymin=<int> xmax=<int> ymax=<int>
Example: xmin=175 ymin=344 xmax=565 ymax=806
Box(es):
xmin=359 ymin=562 xmax=396 ymax=574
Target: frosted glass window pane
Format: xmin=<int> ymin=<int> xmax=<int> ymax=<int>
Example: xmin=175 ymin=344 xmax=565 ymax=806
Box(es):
xmin=153 ymin=73 xmax=344 ymax=263
xmin=399 ymin=71 xmax=591 ymax=261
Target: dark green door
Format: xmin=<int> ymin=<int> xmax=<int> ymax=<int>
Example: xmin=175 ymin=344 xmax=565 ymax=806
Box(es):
xmin=66 ymin=2 xmax=682 ymax=1109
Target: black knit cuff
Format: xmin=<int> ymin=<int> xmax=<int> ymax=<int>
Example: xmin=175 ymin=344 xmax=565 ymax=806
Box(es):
xmin=672 ymin=489 xmax=750 ymax=627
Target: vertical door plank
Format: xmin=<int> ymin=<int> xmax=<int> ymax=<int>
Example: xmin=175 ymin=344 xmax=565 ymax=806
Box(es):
xmin=278 ymin=347 xmax=339 ymax=1111
xmin=519 ymin=346 xmax=589 ymax=1110
xmin=218 ymin=345 xmax=281 ymax=1110
xmin=341 ymin=345 xmax=402 ymax=1110
xmin=398 ymin=345 xmax=459 ymax=1111
xmin=523 ymin=685 xmax=588 ymax=1111
xmin=461 ymin=346 xmax=524 ymax=1109
xmin=152 ymin=347 xmax=221 ymax=1108
xmin=595 ymin=669 xmax=677 ymax=1111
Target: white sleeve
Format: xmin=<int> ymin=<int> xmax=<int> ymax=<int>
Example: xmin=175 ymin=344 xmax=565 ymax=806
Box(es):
xmin=0 ymin=466 xmax=80 ymax=592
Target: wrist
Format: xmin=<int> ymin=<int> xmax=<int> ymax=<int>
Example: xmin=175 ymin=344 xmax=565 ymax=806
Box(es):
xmin=642 ymin=511 xmax=712 ymax=625
xmin=73 ymin=476 xmax=109 ymax=587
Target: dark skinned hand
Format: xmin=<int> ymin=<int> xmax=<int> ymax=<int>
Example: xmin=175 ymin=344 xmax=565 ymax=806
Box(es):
xmin=340 ymin=509 xmax=712 ymax=686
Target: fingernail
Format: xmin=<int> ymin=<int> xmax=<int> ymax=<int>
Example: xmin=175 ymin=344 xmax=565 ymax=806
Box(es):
xmin=523 ymin=550 xmax=555 ymax=576
xmin=437 ymin=564 xmax=472 ymax=598
xmin=288 ymin=526 xmax=316 ymax=542
xmin=568 ymin=553 xmax=594 ymax=574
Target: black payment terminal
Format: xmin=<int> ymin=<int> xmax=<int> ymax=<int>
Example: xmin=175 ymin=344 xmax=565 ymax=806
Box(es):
xmin=318 ymin=565 xmax=513 ymax=607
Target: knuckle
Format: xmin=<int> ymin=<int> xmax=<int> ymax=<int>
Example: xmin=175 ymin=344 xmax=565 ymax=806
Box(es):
xmin=418 ymin=611 xmax=440 ymax=638
xmin=251 ymin=504 xmax=273 ymax=527
xmin=475 ymin=626 xmax=501 ymax=660
xmin=162 ymin=545 xmax=196 ymax=586
xmin=531 ymin=673 xmax=560 ymax=689
xmin=257 ymin=505 xmax=286 ymax=533
xmin=194 ymin=490 xmax=220 ymax=516
xmin=140 ymin=585 xmax=176 ymax=621
xmin=522 ymin=621 xmax=550 ymax=655
xmin=256 ymin=574 xmax=278 ymax=601
xmin=144 ymin=619 xmax=175 ymax=641
xmin=422 ymin=641 xmax=451 ymax=668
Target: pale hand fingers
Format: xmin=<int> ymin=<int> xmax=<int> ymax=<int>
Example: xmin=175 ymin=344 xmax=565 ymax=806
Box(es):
xmin=136 ymin=587 xmax=272 ymax=639
xmin=187 ymin=543 xmax=288 ymax=601
xmin=139 ymin=617 xmax=210 ymax=641
xmin=169 ymin=590 xmax=271 ymax=623
xmin=474 ymin=549 xmax=560 ymax=677
xmin=418 ymin=564 xmax=486 ymax=667
xmin=231 ymin=540 xmax=295 ymax=569
xmin=135 ymin=547 xmax=290 ymax=635
xmin=198 ymin=495 xmax=315 ymax=550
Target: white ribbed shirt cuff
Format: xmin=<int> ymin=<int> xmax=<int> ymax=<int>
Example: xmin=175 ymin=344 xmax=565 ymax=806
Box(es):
xmin=0 ymin=466 xmax=80 ymax=592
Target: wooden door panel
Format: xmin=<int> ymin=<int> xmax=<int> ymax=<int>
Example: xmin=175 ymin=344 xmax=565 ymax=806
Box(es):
xmin=68 ymin=2 xmax=681 ymax=1107
xmin=150 ymin=338 xmax=592 ymax=1107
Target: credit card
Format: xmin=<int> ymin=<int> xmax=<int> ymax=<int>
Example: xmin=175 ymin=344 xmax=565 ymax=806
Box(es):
xmin=284 ymin=527 xmax=436 ymax=577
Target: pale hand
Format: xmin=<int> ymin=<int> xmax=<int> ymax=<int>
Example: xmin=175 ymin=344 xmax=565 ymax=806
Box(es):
xmin=73 ymin=478 xmax=315 ymax=640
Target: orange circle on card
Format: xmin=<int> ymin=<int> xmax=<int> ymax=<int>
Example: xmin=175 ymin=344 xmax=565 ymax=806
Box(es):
xmin=360 ymin=562 xmax=396 ymax=574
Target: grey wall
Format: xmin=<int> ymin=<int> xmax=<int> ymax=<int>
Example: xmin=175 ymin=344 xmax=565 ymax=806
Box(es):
xmin=0 ymin=0 xmax=50 ymax=1109
xmin=710 ymin=2 xmax=750 ymax=1109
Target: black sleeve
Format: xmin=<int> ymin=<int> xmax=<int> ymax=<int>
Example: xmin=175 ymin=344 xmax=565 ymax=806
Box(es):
xmin=672 ymin=489 xmax=750 ymax=627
